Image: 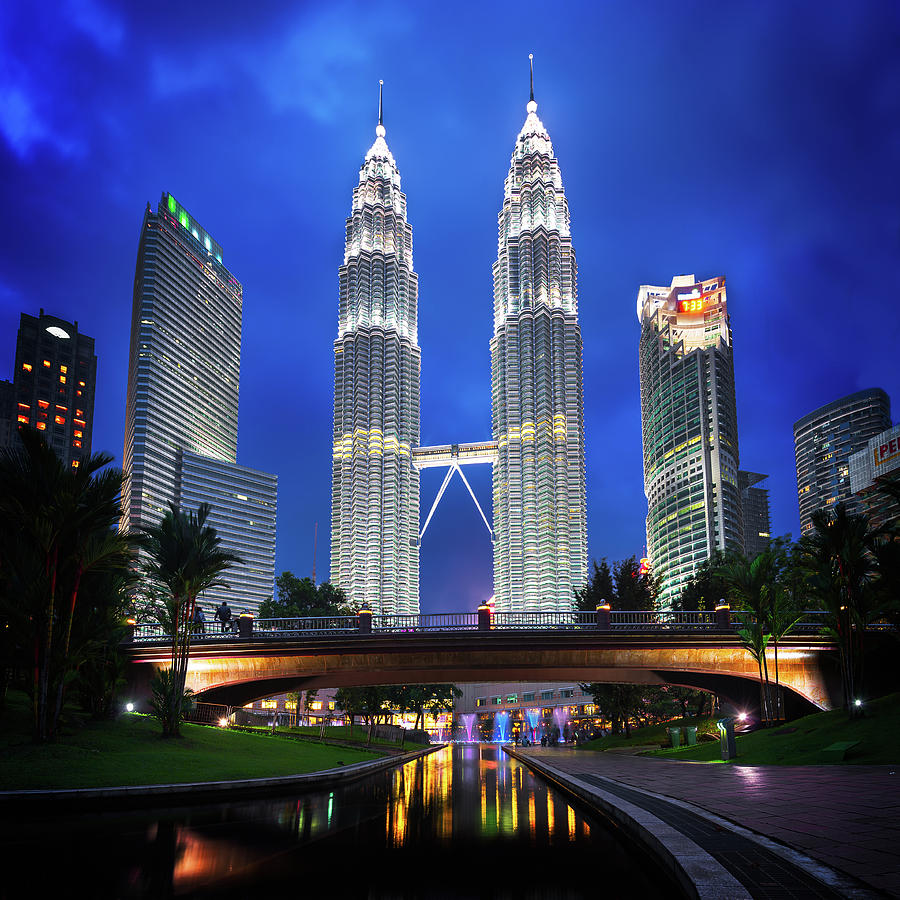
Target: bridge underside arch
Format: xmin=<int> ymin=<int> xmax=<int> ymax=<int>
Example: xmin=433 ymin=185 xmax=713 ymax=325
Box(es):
xmin=127 ymin=635 xmax=842 ymax=717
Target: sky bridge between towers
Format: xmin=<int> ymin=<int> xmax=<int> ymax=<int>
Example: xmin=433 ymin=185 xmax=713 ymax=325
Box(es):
xmin=413 ymin=441 xmax=497 ymax=544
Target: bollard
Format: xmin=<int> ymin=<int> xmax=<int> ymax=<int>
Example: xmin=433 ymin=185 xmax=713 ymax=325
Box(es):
xmin=238 ymin=612 xmax=253 ymax=639
xmin=595 ymin=601 xmax=611 ymax=631
xmin=715 ymin=600 xmax=731 ymax=631
xmin=717 ymin=716 xmax=737 ymax=759
xmin=477 ymin=604 xmax=492 ymax=631
xmin=357 ymin=609 xmax=372 ymax=634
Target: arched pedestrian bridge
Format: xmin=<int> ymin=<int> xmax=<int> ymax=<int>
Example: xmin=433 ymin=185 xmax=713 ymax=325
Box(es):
xmin=124 ymin=610 xmax=847 ymax=716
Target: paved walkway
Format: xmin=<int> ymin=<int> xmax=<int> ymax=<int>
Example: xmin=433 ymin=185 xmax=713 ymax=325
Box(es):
xmin=516 ymin=748 xmax=900 ymax=897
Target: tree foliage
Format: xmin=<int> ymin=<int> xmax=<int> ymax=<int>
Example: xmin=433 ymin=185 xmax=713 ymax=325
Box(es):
xmin=259 ymin=572 xmax=352 ymax=619
xmin=574 ymin=555 xmax=656 ymax=611
xmin=0 ymin=426 xmax=133 ymax=741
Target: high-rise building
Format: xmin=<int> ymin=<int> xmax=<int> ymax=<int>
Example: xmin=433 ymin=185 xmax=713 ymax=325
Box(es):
xmin=849 ymin=423 xmax=900 ymax=530
xmin=2 ymin=310 xmax=96 ymax=467
xmin=331 ymin=95 xmax=421 ymax=615
xmin=739 ymin=471 xmax=771 ymax=559
xmin=793 ymin=388 xmax=890 ymax=535
xmin=491 ymin=73 xmax=588 ymax=612
xmin=0 ymin=379 xmax=14 ymax=450
xmin=638 ymin=275 xmax=743 ymax=608
xmin=122 ymin=193 xmax=277 ymax=614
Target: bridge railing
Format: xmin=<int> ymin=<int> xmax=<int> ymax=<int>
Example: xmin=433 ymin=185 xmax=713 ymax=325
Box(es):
xmin=372 ymin=613 xmax=478 ymax=632
xmin=254 ymin=616 xmax=358 ymax=636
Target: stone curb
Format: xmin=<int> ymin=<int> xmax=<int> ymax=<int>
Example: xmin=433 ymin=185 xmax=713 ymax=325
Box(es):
xmin=506 ymin=748 xmax=750 ymax=900
xmin=0 ymin=743 xmax=444 ymax=810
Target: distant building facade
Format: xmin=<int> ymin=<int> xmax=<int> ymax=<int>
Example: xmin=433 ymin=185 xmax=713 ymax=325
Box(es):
xmin=849 ymin=423 xmax=900 ymax=530
xmin=1 ymin=310 xmax=96 ymax=468
xmin=122 ymin=193 xmax=276 ymax=614
xmin=638 ymin=275 xmax=743 ymax=608
xmin=739 ymin=471 xmax=771 ymax=558
xmin=793 ymin=388 xmax=890 ymax=535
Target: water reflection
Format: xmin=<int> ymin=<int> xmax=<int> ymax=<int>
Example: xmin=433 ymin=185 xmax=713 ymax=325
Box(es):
xmin=5 ymin=746 xmax=672 ymax=898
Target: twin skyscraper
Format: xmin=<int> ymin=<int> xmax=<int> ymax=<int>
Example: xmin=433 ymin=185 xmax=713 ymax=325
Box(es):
xmin=331 ymin=71 xmax=589 ymax=615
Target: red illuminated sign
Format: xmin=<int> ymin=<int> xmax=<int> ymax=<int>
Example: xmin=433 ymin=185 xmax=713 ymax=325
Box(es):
xmin=679 ymin=297 xmax=705 ymax=313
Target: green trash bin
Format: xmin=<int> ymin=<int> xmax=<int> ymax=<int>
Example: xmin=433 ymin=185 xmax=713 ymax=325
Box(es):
xmin=667 ymin=727 xmax=681 ymax=748
xmin=685 ymin=726 xmax=698 ymax=746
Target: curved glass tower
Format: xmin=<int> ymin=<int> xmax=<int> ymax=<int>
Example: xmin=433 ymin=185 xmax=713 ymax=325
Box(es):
xmin=331 ymin=100 xmax=421 ymax=614
xmin=490 ymin=76 xmax=588 ymax=612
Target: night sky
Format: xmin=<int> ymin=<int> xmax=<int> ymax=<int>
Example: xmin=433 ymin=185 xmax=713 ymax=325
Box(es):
xmin=2 ymin=1 xmax=899 ymax=613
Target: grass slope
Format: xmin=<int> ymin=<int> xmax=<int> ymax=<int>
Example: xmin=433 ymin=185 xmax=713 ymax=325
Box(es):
xmin=648 ymin=693 xmax=900 ymax=765
xmin=583 ymin=716 xmax=719 ymax=752
xmin=0 ymin=691 xmax=383 ymax=791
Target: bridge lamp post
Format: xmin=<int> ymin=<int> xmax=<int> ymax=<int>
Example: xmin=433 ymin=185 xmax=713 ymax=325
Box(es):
xmin=715 ymin=600 xmax=731 ymax=631
xmin=238 ymin=611 xmax=254 ymax=639
xmin=358 ymin=609 xmax=372 ymax=634
xmin=477 ymin=604 xmax=492 ymax=631
xmin=595 ymin=601 xmax=610 ymax=631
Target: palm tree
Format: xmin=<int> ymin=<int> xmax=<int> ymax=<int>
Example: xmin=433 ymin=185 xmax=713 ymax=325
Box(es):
xmin=139 ymin=503 xmax=241 ymax=736
xmin=717 ymin=551 xmax=776 ymax=722
xmin=800 ymin=504 xmax=882 ymax=714
xmin=0 ymin=426 xmax=131 ymax=740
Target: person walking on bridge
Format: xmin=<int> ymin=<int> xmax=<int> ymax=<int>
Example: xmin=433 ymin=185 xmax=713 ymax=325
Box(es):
xmin=214 ymin=600 xmax=232 ymax=633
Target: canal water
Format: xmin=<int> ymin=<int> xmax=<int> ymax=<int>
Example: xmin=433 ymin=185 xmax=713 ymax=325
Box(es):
xmin=6 ymin=746 xmax=676 ymax=898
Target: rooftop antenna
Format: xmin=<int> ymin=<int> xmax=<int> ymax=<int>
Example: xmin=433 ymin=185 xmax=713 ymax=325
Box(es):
xmin=529 ymin=53 xmax=534 ymax=103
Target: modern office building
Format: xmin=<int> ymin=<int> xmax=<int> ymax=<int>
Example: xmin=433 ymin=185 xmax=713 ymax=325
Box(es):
xmin=490 ymin=71 xmax=588 ymax=612
xmin=849 ymin=423 xmax=900 ymax=530
xmin=122 ymin=192 xmax=276 ymax=614
xmin=0 ymin=379 xmax=14 ymax=450
xmin=739 ymin=471 xmax=771 ymax=559
xmin=638 ymin=275 xmax=743 ymax=608
xmin=2 ymin=310 xmax=96 ymax=467
xmin=793 ymin=388 xmax=890 ymax=535
xmin=331 ymin=95 xmax=421 ymax=615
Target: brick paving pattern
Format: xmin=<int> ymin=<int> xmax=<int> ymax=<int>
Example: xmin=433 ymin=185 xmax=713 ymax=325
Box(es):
xmin=518 ymin=749 xmax=900 ymax=897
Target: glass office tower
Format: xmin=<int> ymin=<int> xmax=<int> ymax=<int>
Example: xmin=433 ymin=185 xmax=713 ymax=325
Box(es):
xmin=122 ymin=193 xmax=276 ymax=613
xmin=638 ymin=275 xmax=743 ymax=608
xmin=491 ymin=86 xmax=588 ymax=612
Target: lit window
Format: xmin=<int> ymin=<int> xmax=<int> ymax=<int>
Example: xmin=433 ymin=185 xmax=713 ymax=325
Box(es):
xmin=76 ymin=390 xmax=82 ymax=397
xmin=71 ymin=460 xmax=79 ymax=468
xmin=59 ymin=375 xmax=66 ymax=384
xmin=261 ymin=700 xmax=277 ymax=709
xmin=17 ymin=403 xmax=29 ymax=411
xmin=36 ymin=422 xmax=46 ymax=431
xmin=328 ymin=701 xmax=335 ymax=711
xmin=310 ymin=701 xmax=323 ymax=710
xmin=60 ymin=365 xmax=67 ymax=374
xmin=56 ymin=404 xmax=67 ymax=412
xmin=73 ymin=440 xmax=82 ymax=449
xmin=17 ymin=415 xmax=28 ymax=424
xmin=74 ymin=419 xmax=86 ymax=427
xmin=54 ymin=415 xmax=65 ymax=425
xmin=75 ymin=409 xmax=83 ymax=417
xmin=78 ymin=381 xmax=85 ymax=388
xmin=42 ymin=360 xmax=51 ymax=368
xmin=22 ymin=363 xmax=32 ymax=372
xmin=73 ymin=430 xmax=82 ymax=438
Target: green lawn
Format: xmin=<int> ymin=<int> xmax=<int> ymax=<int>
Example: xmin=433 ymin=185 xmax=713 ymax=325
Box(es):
xmin=0 ymin=691 xmax=384 ymax=791
xmin=646 ymin=693 xmax=900 ymax=765
xmin=583 ymin=716 xmax=720 ymax=751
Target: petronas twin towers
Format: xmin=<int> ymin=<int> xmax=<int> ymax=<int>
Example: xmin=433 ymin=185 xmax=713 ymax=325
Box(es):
xmin=331 ymin=69 xmax=587 ymax=615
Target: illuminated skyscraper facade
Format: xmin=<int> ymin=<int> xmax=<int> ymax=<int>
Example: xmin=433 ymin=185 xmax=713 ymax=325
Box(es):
xmin=331 ymin=108 xmax=421 ymax=614
xmin=490 ymin=86 xmax=588 ymax=612
xmin=122 ymin=193 xmax=276 ymax=613
xmin=638 ymin=275 xmax=743 ymax=608
xmin=794 ymin=388 xmax=890 ymax=534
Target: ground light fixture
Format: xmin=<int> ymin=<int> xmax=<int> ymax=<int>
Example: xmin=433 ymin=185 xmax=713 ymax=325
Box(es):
xmin=125 ymin=702 xmax=134 ymax=712
xmin=854 ymin=699 xmax=863 ymax=708
xmin=218 ymin=717 xmax=229 ymax=727
xmin=737 ymin=712 xmax=748 ymax=722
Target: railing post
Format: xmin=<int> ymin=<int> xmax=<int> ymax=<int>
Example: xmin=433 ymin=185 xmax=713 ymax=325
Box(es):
xmin=357 ymin=609 xmax=372 ymax=634
xmin=595 ymin=602 xmax=610 ymax=631
xmin=715 ymin=600 xmax=731 ymax=631
xmin=124 ymin=617 xmax=136 ymax=643
xmin=238 ymin=612 xmax=254 ymax=639
xmin=477 ymin=604 xmax=491 ymax=631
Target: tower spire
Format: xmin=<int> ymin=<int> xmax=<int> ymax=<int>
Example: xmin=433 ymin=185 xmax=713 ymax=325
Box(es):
xmin=376 ymin=79 xmax=385 ymax=136
xmin=527 ymin=54 xmax=537 ymax=113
